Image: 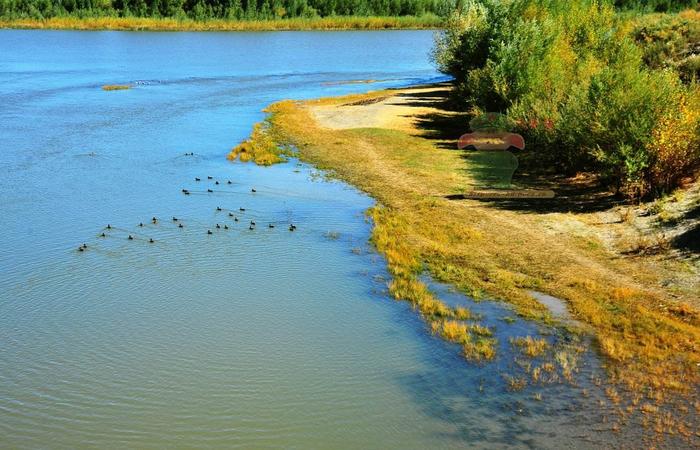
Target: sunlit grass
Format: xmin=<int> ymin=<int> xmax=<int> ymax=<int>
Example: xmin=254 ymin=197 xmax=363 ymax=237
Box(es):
xmin=511 ymin=336 xmax=549 ymax=358
xmin=233 ymin=87 xmax=700 ymax=432
xmin=0 ymin=15 xmax=443 ymax=31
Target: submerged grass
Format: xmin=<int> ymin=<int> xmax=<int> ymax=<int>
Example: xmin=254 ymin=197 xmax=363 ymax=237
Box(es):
xmin=0 ymin=15 xmax=443 ymax=31
xmin=233 ymin=86 xmax=700 ymax=435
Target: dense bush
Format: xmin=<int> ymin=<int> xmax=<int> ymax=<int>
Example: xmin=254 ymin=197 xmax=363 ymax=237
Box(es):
xmin=434 ymin=0 xmax=700 ymax=198
xmin=0 ymin=0 xmax=459 ymax=20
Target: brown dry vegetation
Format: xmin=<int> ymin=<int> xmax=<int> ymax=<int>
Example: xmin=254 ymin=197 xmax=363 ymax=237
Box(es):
xmin=232 ymin=85 xmax=700 ymax=434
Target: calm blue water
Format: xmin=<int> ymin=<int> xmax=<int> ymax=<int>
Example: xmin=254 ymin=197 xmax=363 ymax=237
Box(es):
xmin=0 ymin=30 xmax=622 ymax=448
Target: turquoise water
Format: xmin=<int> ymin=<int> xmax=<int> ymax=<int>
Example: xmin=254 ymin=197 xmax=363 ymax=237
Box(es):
xmin=0 ymin=30 xmax=624 ymax=448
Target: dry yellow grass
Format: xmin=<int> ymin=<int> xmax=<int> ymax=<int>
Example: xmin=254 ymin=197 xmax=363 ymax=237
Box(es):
xmin=0 ymin=15 xmax=442 ymax=31
xmin=102 ymin=84 xmax=131 ymax=91
xmin=511 ymin=336 xmax=549 ymax=357
xmin=233 ymin=85 xmax=700 ymax=433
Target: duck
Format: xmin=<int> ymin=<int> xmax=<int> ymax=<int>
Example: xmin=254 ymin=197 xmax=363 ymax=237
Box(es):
xmin=234 ymin=217 xmax=239 ymax=222
xmin=184 ymin=190 xmax=191 ymax=195
xmin=82 ymin=243 xmax=87 ymax=249
xmin=250 ymin=221 xmax=256 ymax=226
xmin=216 ymin=224 xmax=221 ymax=229
xmin=268 ymin=224 xmax=275 ymax=228
xmin=78 ymin=246 xmax=84 ymax=252
xmin=249 ymin=225 xmax=255 ymax=230
xmin=207 ymin=189 xmax=213 ymax=193
xmin=216 ymin=206 xmax=222 ymax=211
xmin=128 ymin=235 xmax=134 ymax=240
xmin=207 ymin=230 xmax=213 ymax=235
xmin=228 ymin=212 xmax=234 ymax=217
xmin=100 ymin=233 xmax=106 ymax=237
xmin=139 ymin=222 xmax=144 ymax=227
xmin=215 ymin=181 xmax=219 ymax=185
xmin=172 ymin=217 xmax=178 ymax=222
xmin=289 ymin=224 xmax=296 ymax=231
xmin=227 ymin=180 xmax=232 ymax=185
xmin=178 ymin=223 xmax=184 ymax=228
xmin=251 ymin=188 xmax=256 ymax=193
xmin=239 ymin=207 xmax=245 ymax=212
xmin=152 ymin=217 xmax=158 ymax=224
xmin=195 ymin=177 xmax=201 ymax=181
xmin=149 ymin=238 xmax=154 ymax=243
xmin=224 ymin=225 xmax=229 ymax=230
xmin=106 ymin=224 xmax=112 ymax=230
xmin=207 ymin=176 xmax=213 ymax=180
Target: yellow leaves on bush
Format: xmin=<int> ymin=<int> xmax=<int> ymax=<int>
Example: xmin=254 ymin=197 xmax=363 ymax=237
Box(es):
xmin=649 ymin=86 xmax=700 ymax=192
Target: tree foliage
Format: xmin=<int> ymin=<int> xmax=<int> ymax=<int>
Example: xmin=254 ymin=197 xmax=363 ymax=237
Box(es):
xmin=0 ymin=0 xmax=460 ymax=19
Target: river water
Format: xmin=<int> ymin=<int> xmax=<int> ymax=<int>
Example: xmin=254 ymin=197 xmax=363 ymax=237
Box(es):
xmin=0 ymin=30 xmax=621 ymax=448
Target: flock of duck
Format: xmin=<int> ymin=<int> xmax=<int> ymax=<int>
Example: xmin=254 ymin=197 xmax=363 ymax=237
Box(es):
xmin=76 ymin=174 xmax=297 ymax=252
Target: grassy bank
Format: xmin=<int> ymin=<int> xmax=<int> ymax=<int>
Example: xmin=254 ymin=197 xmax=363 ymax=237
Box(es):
xmin=231 ymin=85 xmax=699 ymax=439
xmin=0 ymin=15 xmax=443 ymax=31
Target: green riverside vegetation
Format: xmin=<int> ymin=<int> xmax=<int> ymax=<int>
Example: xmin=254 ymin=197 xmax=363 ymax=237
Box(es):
xmin=433 ymin=0 xmax=700 ymax=199
xmin=0 ymin=0 xmax=457 ymax=21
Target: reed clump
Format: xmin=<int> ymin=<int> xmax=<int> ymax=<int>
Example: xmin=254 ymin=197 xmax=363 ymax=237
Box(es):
xmin=228 ymin=122 xmax=286 ymax=166
xmin=102 ymin=84 xmax=130 ymax=91
xmin=511 ymin=336 xmax=549 ymax=358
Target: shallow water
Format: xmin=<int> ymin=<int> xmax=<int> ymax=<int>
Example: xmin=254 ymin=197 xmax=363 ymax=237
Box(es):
xmin=0 ymin=30 xmax=624 ymax=448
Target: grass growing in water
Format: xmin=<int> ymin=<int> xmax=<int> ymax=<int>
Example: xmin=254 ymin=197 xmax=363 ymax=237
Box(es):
xmin=102 ymin=84 xmax=131 ymax=91
xmin=232 ymin=86 xmax=700 ymax=436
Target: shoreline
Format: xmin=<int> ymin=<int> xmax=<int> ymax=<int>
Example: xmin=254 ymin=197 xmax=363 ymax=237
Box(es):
xmin=231 ymin=82 xmax=700 ymax=443
xmin=0 ymin=16 xmax=443 ymax=32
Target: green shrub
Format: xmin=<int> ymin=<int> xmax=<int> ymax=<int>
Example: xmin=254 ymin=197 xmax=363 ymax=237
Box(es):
xmin=434 ymin=0 xmax=700 ymax=198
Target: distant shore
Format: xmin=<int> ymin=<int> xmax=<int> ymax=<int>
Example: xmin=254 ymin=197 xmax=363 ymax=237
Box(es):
xmin=0 ymin=15 xmax=443 ymax=31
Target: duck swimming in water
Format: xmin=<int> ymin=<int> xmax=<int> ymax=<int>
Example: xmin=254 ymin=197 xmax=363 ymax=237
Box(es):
xmin=178 ymin=223 xmax=184 ymax=228
xmin=250 ymin=221 xmax=256 ymax=226
xmin=216 ymin=224 xmax=221 ymax=229
xmin=149 ymin=238 xmax=154 ymax=243
xmin=251 ymin=188 xmax=256 ymax=193
xmin=228 ymin=212 xmax=234 ymax=217
xmin=139 ymin=222 xmax=144 ymax=227
xmin=207 ymin=176 xmax=213 ymax=180
xmin=195 ymin=177 xmax=201 ymax=181
xmin=227 ymin=180 xmax=232 ymax=185
xmin=224 ymin=225 xmax=229 ymax=230
xmin=106 ymin=224 xmax=112 ymax=230
xmin=215 ymin=181 xmax=219 ymax=185
xmin=128 ymin=235 xmax=134 ymax=240
xmin=207 ymin=189 xmax=213 ymax=193
xmin=234 ymin=217 xmax=239 ymax=222
xmin=152 ymin=217 xmax=157 ymax=224
xmin=239 ymin=207 xmax=245 ymax=212
xmin=216 ymin=206 xmax=222 ymax=211
xmin=249 ymin=225 xmax=255 ymax=230
xmin=268 ymin=224 xmax=275 ymax=228
xmin=207 ymin=230 xmax=213 ymax=235
xmin=100 ymin=233 xmax=106 ymax=237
